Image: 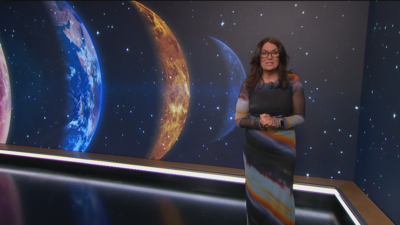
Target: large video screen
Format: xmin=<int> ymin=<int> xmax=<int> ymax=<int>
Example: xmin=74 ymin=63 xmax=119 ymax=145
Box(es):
xmin=0 ymin=1 xmax=369 ymax=179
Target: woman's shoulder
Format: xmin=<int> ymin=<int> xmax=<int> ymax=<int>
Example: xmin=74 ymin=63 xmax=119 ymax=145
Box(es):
xmin=287 ymin=73 xmax=303 ymax=90
xmin=287 ymin=73 xmax=301 ymax=82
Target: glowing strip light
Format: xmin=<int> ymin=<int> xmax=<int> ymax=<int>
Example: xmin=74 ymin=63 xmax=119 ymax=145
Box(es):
xmin=0 ymin=149 xmax=362 ymax=224
xmin=294 ymin=183 xmax=337 ymax=195
xmin=0 ymin=149 xmax=245 ymax=183
xmin=294 ymin=184 xmax=361 ymax=225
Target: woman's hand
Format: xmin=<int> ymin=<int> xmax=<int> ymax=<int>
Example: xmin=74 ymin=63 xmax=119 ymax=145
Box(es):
xmin=260 ymin=114 xmax=281 ymax=129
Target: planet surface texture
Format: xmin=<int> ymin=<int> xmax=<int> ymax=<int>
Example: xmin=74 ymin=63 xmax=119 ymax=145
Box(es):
xmin=45 ymin=1 xmax=102 ymax=152
xmin=0 ymin=45 xmax=11 ymax=144
xmin=132 ymin=1 xmax=190 ymax=160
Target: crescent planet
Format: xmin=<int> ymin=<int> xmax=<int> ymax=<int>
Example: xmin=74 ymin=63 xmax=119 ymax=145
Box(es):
xmin=45 ymin=1 xmax=103 ymax=152
xmin=209 ymin=36 xmax=246 ymax=142
xmin=132 ymin=1 xmax=190 ymax=160
xmin=0 ymin=44 xmax=11 ymax=144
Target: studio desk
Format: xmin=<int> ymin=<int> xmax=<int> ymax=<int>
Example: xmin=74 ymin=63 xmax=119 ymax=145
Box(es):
xmin=0 ymin=144 xmax=394 ymax=225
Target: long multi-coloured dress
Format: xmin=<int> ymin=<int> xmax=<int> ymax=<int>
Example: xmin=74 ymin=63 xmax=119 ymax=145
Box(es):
xmin=235 ymin=74 xmax=305 ymax=225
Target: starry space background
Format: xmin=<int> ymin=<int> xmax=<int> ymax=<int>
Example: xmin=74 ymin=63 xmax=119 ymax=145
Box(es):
xmin=0 ymin=1 xmax=369 ymax=178
xmin=135 ymin=1 xmax=370 ymax=181
xmin=355 ymin=1 xmax=400 ymax=223
xmin=1 ymin=1 xmax=399 ymax=223
xmin=5 ymin=0 xmax=400 ymax=218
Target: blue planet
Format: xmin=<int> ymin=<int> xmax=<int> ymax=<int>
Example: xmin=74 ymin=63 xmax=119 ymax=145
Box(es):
xmin=209 ymin=36 xmax=246 ymax=142
xmin=45 ymin=1 xmax=102 ymax=152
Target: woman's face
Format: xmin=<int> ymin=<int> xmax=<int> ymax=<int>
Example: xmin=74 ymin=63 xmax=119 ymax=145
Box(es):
xmin=260 ymin=42 xmax=280 ymax=72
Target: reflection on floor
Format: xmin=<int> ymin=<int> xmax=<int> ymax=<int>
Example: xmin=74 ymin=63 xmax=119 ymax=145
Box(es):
xmin=0 ymin=164 xmax=357 ymax=225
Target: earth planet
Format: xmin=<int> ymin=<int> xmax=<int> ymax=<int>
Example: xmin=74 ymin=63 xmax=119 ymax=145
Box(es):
xmin=45 ymin=1 xmax=102 ymax=152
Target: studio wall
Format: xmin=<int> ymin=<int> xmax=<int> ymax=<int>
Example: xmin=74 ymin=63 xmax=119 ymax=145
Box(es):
xmin=355 ymin=1 xmax=400 ymax=224
xmin=0 ymin=1 xmax=369 ymax=181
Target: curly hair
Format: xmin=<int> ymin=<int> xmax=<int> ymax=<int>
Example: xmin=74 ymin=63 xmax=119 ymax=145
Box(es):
xmin=245 ymin=36 xmax=291 ymax=91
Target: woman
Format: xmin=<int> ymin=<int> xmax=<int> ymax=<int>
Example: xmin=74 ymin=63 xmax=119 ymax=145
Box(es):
xmin=235 ymin=37 xmax=305 ymax=225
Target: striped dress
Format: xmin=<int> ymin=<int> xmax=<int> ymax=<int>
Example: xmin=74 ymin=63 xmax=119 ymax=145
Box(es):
xmin=235 ymin=74 xmax=305 ymax=225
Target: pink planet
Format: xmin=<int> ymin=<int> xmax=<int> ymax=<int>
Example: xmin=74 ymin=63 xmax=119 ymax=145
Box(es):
xmin=0 ymin=45 xmax=11 ymax=143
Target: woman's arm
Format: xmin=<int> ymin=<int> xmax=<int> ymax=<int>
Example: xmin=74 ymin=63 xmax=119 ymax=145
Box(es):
xmin=235 ymin=83 xmax=263 ymax=129
xmin=281 ymin=74 xmax=305 ymax=129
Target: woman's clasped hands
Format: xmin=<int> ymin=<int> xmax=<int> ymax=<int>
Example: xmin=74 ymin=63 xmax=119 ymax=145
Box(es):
xmin=259 ymin=114 xmax=282 ymax=129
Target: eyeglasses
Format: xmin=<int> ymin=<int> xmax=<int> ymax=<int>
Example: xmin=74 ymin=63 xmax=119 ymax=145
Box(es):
xmin=260 ymin=51 xmax=279 ymax=58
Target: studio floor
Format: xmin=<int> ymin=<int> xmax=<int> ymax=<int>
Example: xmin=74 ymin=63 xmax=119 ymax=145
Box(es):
xmin=0 ymin=144 xmax=393 ymax=225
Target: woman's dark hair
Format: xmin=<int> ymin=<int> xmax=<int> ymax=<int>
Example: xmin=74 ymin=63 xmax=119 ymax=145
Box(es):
xmin=245 ymin=36 xmax=291 ymax=91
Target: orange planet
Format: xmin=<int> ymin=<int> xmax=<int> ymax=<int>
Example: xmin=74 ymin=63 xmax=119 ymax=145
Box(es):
xmin=132 ymin=1 xmax=190 ymax=160
xmin=0 ymin=45 xmax=11 ymax=144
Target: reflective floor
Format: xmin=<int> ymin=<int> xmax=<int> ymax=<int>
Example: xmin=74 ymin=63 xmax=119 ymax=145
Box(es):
xmin=0 ymin=146 xmax=361 ymax=225
xmin=0 ymin=163 xmax=357 ymax=225
xmin=1 ymin=165 xmax=245 ymax=225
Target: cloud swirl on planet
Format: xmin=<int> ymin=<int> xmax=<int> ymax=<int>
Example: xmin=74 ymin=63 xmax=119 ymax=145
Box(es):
xmin=45 ymin=1 xmax=102 ymax=151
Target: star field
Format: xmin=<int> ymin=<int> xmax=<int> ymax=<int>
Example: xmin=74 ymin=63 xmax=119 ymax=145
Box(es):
xmin=141 ymin=1 xmax=368 ymax=178
xmin=354 ymin=1 xmax=400 ymax=222
xmin=1 ymin=1 xmax=399 ymax=223
xmin=0 ymin=1 xmax=370 ymax=177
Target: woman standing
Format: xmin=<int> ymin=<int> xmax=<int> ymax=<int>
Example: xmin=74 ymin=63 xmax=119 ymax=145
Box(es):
xmin=235 ymin=37 xmax=305 ymax=225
